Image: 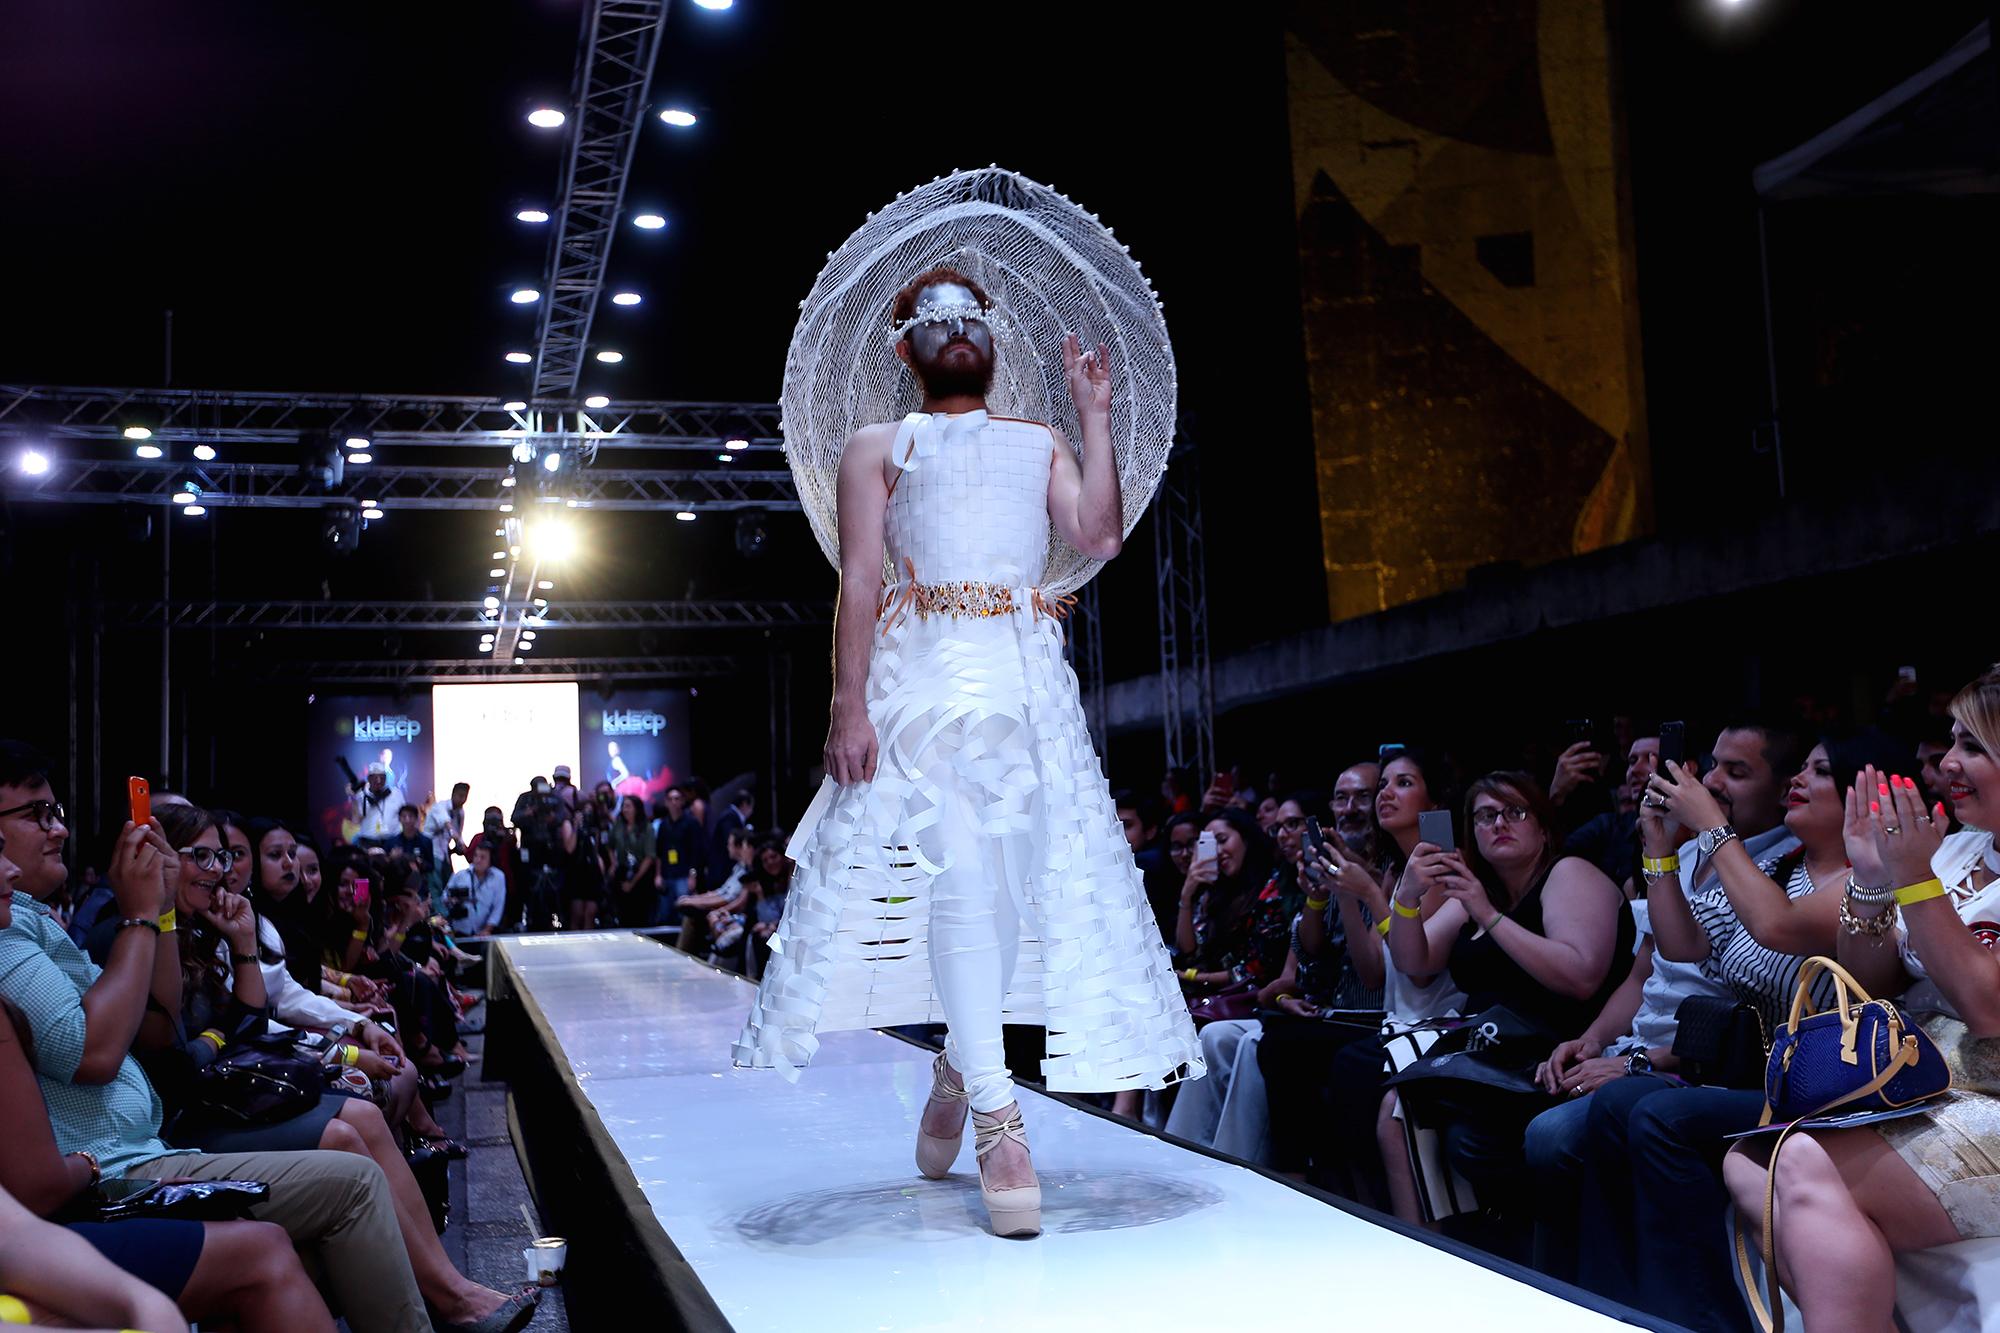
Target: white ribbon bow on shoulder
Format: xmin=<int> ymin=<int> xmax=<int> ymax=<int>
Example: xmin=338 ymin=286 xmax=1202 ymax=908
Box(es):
xmin=891 ymin=409 xmax=989 ymax=476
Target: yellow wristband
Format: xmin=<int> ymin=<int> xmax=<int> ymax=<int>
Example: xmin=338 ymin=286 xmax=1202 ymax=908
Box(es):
xmin=1895 ymin=878 xmax=1946 ymax=907
xmin=1181 ymin=967 xmax=1198 ymax=982
xmin=352 ymin=928 xmax=369 ymax=941
xmin=1304 ymin=896 xmax=1330 ymax=911
xmin=341 ymin=1044 xmax=361 ymax=1066
xmin=1641 ymin=855 xmax=1680 ymax=875
xmin=156 ymin=908 xmax=177 ymax=933
xmin=198 ymin=1028 xmax=226 ymax=1050
xmin=0 ymin=1294 xmax=32 ymax=1325
xmin=1376 ymin=915 xmax=1393 ymax=937
xmin=1393 ymin=897 xmax=1422 ymax=918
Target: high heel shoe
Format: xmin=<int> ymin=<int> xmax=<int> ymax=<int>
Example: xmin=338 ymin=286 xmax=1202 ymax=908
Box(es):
xmin=971 ymin=1104 xmax=1041 ymax=1238
xmin=915 ymin=1051 xmax=968 ymax=1180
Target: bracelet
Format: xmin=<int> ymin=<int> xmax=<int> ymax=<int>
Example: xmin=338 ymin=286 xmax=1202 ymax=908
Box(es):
xmin=1640 ymin=854 xmax=1680 ymax=875
xmin=230 ymin=951 xmax=258 ymax=965
xmin=1375 ymin=915 xmax=1393 ymax=937
xmin=352 ymin=928 xmax=370 ymax=941
xmin=1839 ymin=888 xmax=1897 ymax=943
xmin=73 ymin=1147 xmax=101 ymax=1188
xmin=1845 ymin=873 xmax=1896 ymax=905
xmin=116 ymin=916 xmax=161 ymax=935
xmin=341 ymin=1044 xmax=361 ymax=1066
xmin=1304 ymin=896 xmax=1330 ymax=911
xmin=1181 ymin=967 xmax=1198 ymax=982
xmin=156 ymin=908 xmax=177 ymax=933
xmin=1393 ymin=896 xmax=1422 ymax=918
xmin=1895 ymin=878 xmax=1946 ymax=907
xmin=197 ymin=1028 xmax=226 ymax=1051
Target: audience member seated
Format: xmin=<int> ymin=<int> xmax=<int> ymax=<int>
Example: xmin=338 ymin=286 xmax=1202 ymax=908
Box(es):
xmin=466 ymin=807 xmax=522 ymax=934
xmin=1729 ymin=671 xmax=2000 ymax=1333
xmin=1173 ymin=806 xmax=1287 ymax=995
xmin=447 ymin=842 xmax=510 ymax=942
xmin=1561 ymin=731 xmax=1659 ymax=896
xmin=0 ymin=1176 xmax=193 ymax=1333
xmin=742 ymin=834 xmax=794 ymax=982
xmin=1385 ymin=771 xmax=1634 ymax=1241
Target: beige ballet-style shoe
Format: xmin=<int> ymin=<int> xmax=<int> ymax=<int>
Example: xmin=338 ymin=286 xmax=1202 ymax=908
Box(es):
xmin=971 ymin=1103 xmax=1042 ymax=1238
xmin=915 ymin=1051 xmax=969 ymax=1180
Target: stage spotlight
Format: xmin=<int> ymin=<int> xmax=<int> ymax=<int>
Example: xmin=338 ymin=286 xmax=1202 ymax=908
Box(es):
xmin=520 ymin=640 xmax=535 ymax=651
xmin=20 ymin=450 xmax=50 ymax=475
xmin=483 ymin=595 xmax=500 ymax=609
xmin=584 ymin=395 xmax=609 ymax=409
xmin=693 ymin=0 xmax=733 ymax=9
xmin=527 ymin=108 xmax=566 ymax=129
xmin=503 ymin=400 xmax=527 ymax=412
xmin=492 ymin=550 xmax=507 ymax=560
xmin=171 ymin=488 xmax=197 ymax=505
xmin=505 ymin=351 xmax=532 ymax=364
xmin=675 ymin=510 xmax=696 ymax=522
xmin=538 ymin=580 xmax=554 ymax=590
xmin=526 ymin=516 xmax=577 ymax=561
xmin=735 ymin=511 xmax=768 ymax=557
xmin=192 ymin=444 xmax=217 ymax=462
xmin=123 ymin=426 xmax=153 ymax=441
xmin=362 ymin=506 xmax=385 ymax=520
xmin=135 ymin=443 xmax=163 ymax=459
xmin=320 ymin=505 xmax=361 ymax=556
xmin=542 ymin=452 xmax=562 ymax=473
xmin=478 ymin=641 xmax=494 ymax=653
xmin=717 ymin=453 xmax=733 ymax=463
xmin=511 ymin=288 xmax=541 ymax=304
xmin=499 ymin=501 xmax=515 ymax=513
xmin=659 ymin=108 xmax=697 ymax=127
xmin=514 ymin=657 xmax=526 ymax=665
xmin=347 ymin=451 xmax=373 ymax=465
xmin=610 ymin=292 xmax=641 ymax=306
xmin=516 ymin=208 xmax=550 ymax=224
xmin=489 ymin=567 xmax=506 ymax=578
xmin=502 ymin=475 xmax=517 ymax=488
xmin=632 ymin=213 xmax=666 ymax=230
xmin=595 ymin=350 xmax=624 ymax=364
xmin=184 ymin=505 xmax=207 ymax=517
xmin=725 ymin=438 xmax=749 ymax=450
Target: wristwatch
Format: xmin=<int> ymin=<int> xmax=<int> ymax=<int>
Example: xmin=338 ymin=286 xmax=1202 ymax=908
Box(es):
xmin=1626 ymin=1050 xmax=1653 ymax=1076
xmin=1696 ymin=823 xmax=1738 ymax=857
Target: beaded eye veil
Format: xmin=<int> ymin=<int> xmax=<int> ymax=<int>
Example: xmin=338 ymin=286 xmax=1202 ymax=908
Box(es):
xmin=781 ymin=165 xmax=1178 ymax=598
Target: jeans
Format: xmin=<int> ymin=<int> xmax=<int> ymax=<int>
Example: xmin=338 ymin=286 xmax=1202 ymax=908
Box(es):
xmin=1164 ymin=1019 xmax=1271 ymax=1165
xmin=1576 ymin=1077 xmax=1765 ymax=1333
xmin=1523 ymin=1089 xmax=1595 ymax=1281
xmin=651 ymin=874 xmax=688 ymax=926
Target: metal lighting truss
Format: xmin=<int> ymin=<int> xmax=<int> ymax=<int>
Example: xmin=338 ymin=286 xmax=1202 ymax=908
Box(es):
xmin=529 ymin=0 xmax=668 ymax=400
xmin=112 ymin=600 xmax=829 ymax=631
xmin=5 ymin=458 xmax=798 ymax=511
xmin=0 ymin=385 xmax=783 ymax=453
xmin=1153 ymin=437 xmax=1213 ymax=782
xmin=256 ymin=656 xmax=740 ymax=686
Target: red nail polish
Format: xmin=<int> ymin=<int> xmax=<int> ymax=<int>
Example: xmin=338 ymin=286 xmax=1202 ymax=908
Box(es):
xmin=1870 ymin=801 xmax=1880 ymax=815
xmin=1879 ymin=784 xmax=1891 ymax=796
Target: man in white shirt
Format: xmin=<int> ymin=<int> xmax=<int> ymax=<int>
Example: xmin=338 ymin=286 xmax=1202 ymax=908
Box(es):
xmin=423 ymin=783 xmax=469 ymax=881
xmin=447 ymin=843 xmax=508 ymax=940
xmin=350 ymin=762 xmax=403 ymax=849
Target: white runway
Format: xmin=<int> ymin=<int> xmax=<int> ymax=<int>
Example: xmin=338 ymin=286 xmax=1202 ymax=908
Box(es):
xmin=498 ymin=932 xmax=1637 ymax=1332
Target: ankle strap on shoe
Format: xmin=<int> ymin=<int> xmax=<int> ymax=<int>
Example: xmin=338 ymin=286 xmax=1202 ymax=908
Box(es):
xmin=972 ymin=1107 xmax=1027 ymax=1158
xmin=929 ymin=1052 xmax=969 ymax=1102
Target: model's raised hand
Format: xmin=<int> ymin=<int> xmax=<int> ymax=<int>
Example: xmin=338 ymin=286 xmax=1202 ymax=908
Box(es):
xmin=1062 ymin=332 xmax=1112 ymax=422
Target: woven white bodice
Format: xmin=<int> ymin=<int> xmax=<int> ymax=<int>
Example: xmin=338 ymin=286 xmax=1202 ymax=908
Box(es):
xmin=883 ymin=411 xmax=1053 ymax=589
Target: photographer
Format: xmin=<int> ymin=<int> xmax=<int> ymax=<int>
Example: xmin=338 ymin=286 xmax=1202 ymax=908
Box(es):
xmin=465 ymin=807 xmax=520 ymax=935
xmin=511 ymin=777 xmax=570 ymax=931
xmin=445 ymin=843 xmax=507 ymax=942
xmin=348 ymin=762 xmax=402 ymax=851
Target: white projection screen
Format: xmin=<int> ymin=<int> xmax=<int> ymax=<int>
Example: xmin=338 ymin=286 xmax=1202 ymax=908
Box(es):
xmin=430 ymin=683 xmax=581 ymax=834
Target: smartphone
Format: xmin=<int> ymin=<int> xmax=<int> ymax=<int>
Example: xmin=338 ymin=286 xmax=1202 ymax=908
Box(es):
xmin=1302 ymin=815 xmax=1325 ymax=860
xmin=1566 ymin=718 xmax=1595 ymax=749
xmin=1898 ymin=666 xmax=1918 ymax=685
xmin=1659 ymin=720 xmax=1686 ymax=769
xmin=1418 ymin=809 xmax=1456 ymax=854
xmin=1212 ymin=771 xmax=1234 ymax=799
xmin=1194 ymin=830 xmax=1219 ymax=866
xmin=127 ymin=776 xmax=151 ymax=827
xmin=354 ymin=877 xmax=371 ymax=909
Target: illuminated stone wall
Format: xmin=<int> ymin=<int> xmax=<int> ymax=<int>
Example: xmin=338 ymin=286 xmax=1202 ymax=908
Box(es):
xmin=1286 ymin=0 xmax=1651 ymax=620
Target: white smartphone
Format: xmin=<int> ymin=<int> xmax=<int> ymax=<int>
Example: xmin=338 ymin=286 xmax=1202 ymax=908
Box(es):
xmin=1195 ymin=830 xmax=1219 ymax=866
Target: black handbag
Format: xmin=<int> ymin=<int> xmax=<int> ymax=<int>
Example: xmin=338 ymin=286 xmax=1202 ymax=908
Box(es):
xmin=193 ymin=1031 xmax=324 ymax=1126
xmin=55 ymin=1177 xmax=270 ymax=1225
xmin=1671 ymin=994 xmax=1767 ymax=1090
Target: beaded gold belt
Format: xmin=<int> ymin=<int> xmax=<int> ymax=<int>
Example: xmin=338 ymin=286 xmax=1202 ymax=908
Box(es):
xmin=876 ymin=557 xmax=1075 ymax=635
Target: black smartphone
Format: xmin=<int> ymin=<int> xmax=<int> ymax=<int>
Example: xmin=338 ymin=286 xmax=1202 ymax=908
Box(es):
xmin=1566 ymin=718 xmax=1595 ymax=749
xmin=1302 ymin=816 xmax=1325 ymax=860
xmin=1417 ymin=808 xmax=1456 ymax=854
xmin=1659 ymin=720 xmax=1686 ymax=769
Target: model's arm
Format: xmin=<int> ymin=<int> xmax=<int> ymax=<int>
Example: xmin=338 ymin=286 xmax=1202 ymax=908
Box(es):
xmin=826 ymin=426 xmax=892 ymax=785
xmin=1047 ymin=335 xmax=1121 ymax=560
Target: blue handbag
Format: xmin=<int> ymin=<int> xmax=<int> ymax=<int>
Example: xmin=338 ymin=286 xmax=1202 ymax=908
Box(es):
xmin=1737 ymin=956 xmax=1953 ymax=1332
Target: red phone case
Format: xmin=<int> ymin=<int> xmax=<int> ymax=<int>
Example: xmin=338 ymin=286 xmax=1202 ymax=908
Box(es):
xmin=128 ymin=777 xmax=151 ymax=827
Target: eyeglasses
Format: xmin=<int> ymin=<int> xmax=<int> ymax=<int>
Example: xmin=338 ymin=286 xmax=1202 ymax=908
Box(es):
xmin=0 ymin=799 xmax=66 ymax=832
xmin=1168 ymin=842 xmax=1196 ymax=858
xmin=1277 ymin=816 xmax=1307 ymax=831
xmin=1469 ymin=805 xmax=1533 ymax=829
xmin=179 ymin=846 xmax=242 ymax=871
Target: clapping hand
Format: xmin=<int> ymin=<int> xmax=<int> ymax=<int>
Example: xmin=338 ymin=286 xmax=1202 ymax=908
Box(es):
xmin=1845 ymin=765 xmax=1946 ymax=890
xmin=1062 ymin=332 xmax=1112 ymax=423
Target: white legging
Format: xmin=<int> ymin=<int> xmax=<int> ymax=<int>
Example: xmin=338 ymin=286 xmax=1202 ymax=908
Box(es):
xmin=927 ymin=801 xmax=1023 ymax=1114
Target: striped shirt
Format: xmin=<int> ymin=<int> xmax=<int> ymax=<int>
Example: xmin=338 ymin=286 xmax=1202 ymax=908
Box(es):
xmin=0 ymin=896 xmax=177 ymax=1173
xmin=1687 ymin=856 xmax=1836 ymax=1034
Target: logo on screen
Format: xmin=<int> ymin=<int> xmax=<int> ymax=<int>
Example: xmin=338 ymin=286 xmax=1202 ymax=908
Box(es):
xmin=354 ymin=714 xmax=424 ymax=742
xmin=603 ymin=709 xmax=666 ymax=737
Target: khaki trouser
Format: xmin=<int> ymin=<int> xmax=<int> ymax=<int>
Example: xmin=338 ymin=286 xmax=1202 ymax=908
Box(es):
xmin=127 ymin=1148 xmax=428 ymax=1333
